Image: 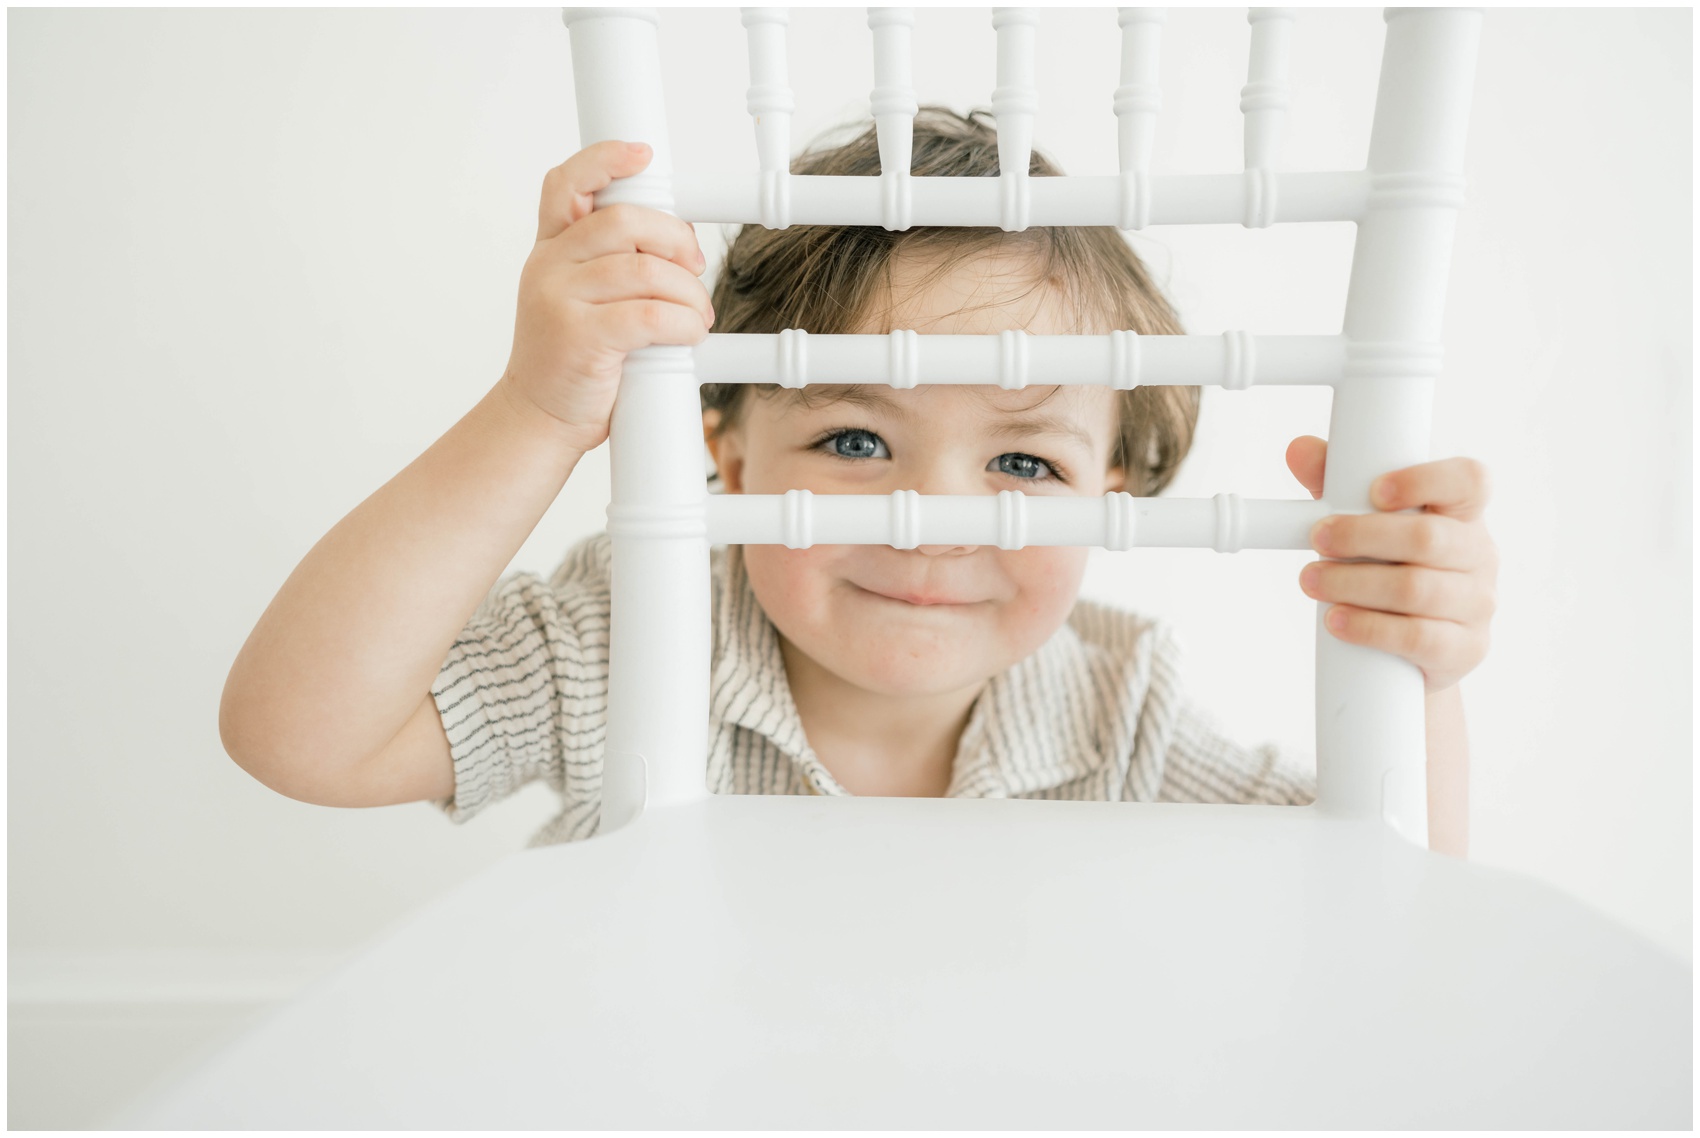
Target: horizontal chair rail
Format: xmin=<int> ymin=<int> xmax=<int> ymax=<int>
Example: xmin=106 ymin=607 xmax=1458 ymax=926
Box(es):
xmin=701 ymin=491 xmax=1332 ymax=553
xmin=694 ymin=331 xmax=1358 ymax=390
xmin=672 ymin=170 xmax=1375 ymax=229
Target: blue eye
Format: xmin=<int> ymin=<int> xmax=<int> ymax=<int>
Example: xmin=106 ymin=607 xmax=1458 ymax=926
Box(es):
xmin=991 ymin=453 xmax=1061 ymax=481
xmin=821 ymin=428 xmax=888 ymax=460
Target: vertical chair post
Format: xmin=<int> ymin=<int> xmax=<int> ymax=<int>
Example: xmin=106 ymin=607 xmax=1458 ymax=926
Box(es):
xmin=562 ymin=8 xmax=712 ymax=833
xmin=868 ymin=7 xmax=918 ymax=230
xmin=1316 ymin=7 xmax=1482 ymax=843
xmin=1241 ymin=8 xmax=1293 ymax=228
xmin=992 ymin=7 xmax=1039 ymax=232
xmin=741 ymin=7 xmax=793 ymax=229
xmin=1113 ymin=8 xmax=1164 ymax=232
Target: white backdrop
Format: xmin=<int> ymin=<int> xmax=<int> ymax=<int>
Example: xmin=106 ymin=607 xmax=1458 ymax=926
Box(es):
xmin=6 ymin=11 xmax=1691 ymax=1114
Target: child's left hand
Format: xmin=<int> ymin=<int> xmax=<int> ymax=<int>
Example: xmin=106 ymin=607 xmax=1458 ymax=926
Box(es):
xmin=1284 ymin=435 xmax=1498 ymax=696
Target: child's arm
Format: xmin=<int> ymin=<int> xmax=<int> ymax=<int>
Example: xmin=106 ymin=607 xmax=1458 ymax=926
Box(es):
xmin=1424 ymin=684 xmax=1470 ymax=858
xmin=1286 ymin=436 xmax=1497 ymax=858
xmin=219 ymin=140 xmax=711 ymax=808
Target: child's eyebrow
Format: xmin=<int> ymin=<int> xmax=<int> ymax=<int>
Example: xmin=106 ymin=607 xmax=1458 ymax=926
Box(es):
xmin=985 ymin=416 xmax=1097 ymax=453
xmin=797 ymin=384 xmax=899 ymax=416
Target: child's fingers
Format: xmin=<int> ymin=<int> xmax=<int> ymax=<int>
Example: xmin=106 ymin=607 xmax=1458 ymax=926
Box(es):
xmin=575 ymin=254 xmax=715 ymax=327
xmin=1372 ymin=456 xmax=1491 ymax=520
xmin=536 ymin=141 xmax=655 ymax=241
xmin=593 ymin=298 xmax=714 ymax=353
xmin=1299 ymin=561 xmax=1494 ymax=624
xmin=1310 ymin=511 xmax=1489 ymax=573
xmin=553 ymin=204 xmax=705 ymax=274
xmin=1321 ymin=604 xmax=1488 ymax=690
xmin=1284 ymin=435 xmax=1327 ymax=500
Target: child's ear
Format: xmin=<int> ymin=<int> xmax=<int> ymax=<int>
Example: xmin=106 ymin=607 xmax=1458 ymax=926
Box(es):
xmin=703 ymin=411 xmax=747 ymax=493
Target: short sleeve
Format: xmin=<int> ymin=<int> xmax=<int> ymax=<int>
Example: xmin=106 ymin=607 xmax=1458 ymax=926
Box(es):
xmin=1156 ymin=697 xmax=1316 ymax=806
xmin=429 ymin=533 xmax=612 ymax=825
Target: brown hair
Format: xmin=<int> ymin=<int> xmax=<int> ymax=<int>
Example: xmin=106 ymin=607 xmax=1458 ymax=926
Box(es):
xmin=703 ymin=107 xmax=1199 ymax=497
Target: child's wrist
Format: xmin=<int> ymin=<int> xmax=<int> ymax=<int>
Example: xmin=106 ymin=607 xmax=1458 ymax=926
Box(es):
xmin=491 ymin=372 xmax=598 ymax=458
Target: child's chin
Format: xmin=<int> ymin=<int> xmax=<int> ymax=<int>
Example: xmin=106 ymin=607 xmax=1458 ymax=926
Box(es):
xmin=844 ymin=656 xmax=989 ymax=698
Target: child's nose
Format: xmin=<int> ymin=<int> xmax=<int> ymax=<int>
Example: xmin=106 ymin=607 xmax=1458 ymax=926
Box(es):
xmin=907 ymin=464 xmax=983 ymax=556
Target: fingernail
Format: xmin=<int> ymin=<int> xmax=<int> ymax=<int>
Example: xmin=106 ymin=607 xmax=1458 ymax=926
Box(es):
xmin=1326 ymin=607 xmax=1347 ymax=633
xmin=1311 ymin=519 xmax=1334 ymax=555
xmin=1299 ymin=564 xmax=1321 ymax=595
xmin=1372 ymin=477 xmax=1394 ymax=509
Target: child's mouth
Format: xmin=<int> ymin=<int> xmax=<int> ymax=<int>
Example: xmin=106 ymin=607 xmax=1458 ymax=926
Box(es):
xmin=854 ymin=584 xmax=978 ymax=608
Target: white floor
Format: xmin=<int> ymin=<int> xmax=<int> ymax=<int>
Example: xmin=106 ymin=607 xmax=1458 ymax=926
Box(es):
xmin=8 ymin=948 xmax=347 ymax=1129
xmin=9 ymin=1002 xmax=276 ymax=1129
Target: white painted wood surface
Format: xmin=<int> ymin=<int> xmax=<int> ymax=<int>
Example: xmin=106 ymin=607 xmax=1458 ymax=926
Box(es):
xmin=693 ymin=329 xmax=1349 ymax=389
xmin=116 ymin=796 xmax=1691 ymax=1128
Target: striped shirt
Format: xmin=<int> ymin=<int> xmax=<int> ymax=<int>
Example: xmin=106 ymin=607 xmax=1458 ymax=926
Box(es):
xmin=431 ymin=531 xmax=1315 ymax=848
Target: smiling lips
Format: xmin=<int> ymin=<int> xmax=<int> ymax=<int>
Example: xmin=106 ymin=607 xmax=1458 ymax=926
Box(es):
xmin=858 ymin=584 xmax=978 ymax=607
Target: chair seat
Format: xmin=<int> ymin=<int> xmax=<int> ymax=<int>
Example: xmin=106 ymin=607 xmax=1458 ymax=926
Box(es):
xmin=118 ymin=795 xmax=1690 ymax=1128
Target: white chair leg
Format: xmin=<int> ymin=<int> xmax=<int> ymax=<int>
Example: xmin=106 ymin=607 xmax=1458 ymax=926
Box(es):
xmin=1317 ymin=7 xmax=1484 ymax=843
xmin=562 ymin=9 xmax=714 ymax=832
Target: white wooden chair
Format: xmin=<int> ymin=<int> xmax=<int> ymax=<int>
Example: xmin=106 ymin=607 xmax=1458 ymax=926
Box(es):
xmin=120 ymin=8 xmax=1691 ymax=1127
xmin=590 ymin=5 xmax=1456 ymax=844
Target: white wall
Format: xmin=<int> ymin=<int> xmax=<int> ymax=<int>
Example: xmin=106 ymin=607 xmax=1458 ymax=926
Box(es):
xmin=6 ymin=7 xmax=1691 ymax=1126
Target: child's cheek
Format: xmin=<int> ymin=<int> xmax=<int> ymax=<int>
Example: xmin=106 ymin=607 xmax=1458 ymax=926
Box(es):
xmin=741 ymin=544 xmax=841 ymax=617
xmin=1003 ymin=547 xmax=1089 ymax=631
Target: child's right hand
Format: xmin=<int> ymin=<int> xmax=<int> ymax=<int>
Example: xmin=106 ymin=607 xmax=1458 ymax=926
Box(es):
xmin=500 ymin=140 xmax=714 ymax=454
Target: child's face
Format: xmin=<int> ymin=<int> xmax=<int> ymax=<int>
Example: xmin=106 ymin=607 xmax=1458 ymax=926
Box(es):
xmin=705 ymin=249 xmax=1126 ymax=698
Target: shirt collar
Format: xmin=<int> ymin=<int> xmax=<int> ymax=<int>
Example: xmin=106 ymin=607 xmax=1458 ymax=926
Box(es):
xmin=709 ymin=543 xmax=849 ymax=795
xmin=946 ymin=622 xmax=1112 ymax=798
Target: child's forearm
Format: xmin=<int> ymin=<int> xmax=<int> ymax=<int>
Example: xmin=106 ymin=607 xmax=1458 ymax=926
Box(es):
xmin=219 ymin=375 xmax=587 ymax=799
xmin=1424 ymin=684 xmax=1470 ymax=857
